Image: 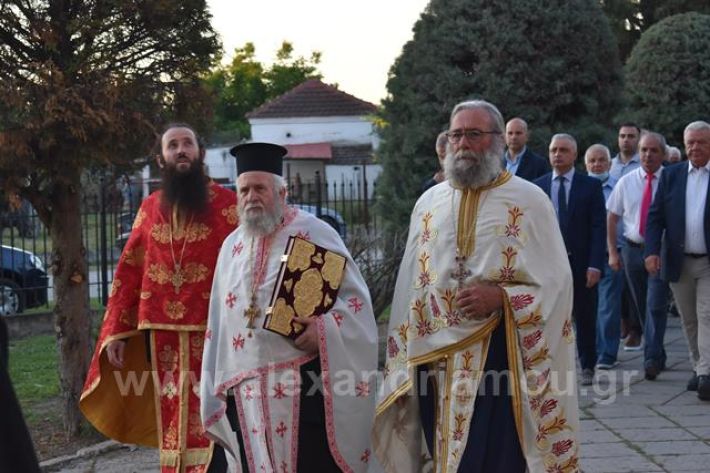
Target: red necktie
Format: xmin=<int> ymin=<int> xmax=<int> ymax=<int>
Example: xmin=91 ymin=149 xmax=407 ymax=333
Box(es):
xmin=639 ymin=172 xmax=654 ymax=238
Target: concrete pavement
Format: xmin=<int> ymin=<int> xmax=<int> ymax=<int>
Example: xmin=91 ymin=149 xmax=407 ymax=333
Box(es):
xmin=42 ymin=317 xmax=710 ymax=472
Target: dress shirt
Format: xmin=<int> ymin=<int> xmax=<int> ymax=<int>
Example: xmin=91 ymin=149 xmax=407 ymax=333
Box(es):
xmin=504 ymin=146 xmax=526 ymax=175
xmin=551 ymin=168 xmax=575 ymax=215
xmin=685 ymin=161 xmax=710 ymax=254
xmin=610 ymin=153 xmax=640 ymax=181
xmin=606 ymin=166 xmax=663 ymax=244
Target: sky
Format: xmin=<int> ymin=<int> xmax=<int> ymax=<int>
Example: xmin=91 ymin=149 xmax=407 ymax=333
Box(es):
xmin=206 ymin=0 xmax=431 ymax=105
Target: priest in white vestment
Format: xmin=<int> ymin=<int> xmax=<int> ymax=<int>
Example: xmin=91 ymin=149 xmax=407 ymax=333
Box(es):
xmin=373 ymin=100 xmax=579 ymax=473
xmin=201 ymin=143 xmax=378 ymax=473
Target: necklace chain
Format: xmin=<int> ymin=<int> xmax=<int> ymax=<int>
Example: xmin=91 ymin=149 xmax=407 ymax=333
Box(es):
xmin=168 ymin=209 xmax=194 ymax=294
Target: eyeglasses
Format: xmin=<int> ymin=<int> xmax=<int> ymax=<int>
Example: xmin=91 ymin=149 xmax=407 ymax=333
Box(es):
xmin=446 ymin=129 xmax=501 ymax=143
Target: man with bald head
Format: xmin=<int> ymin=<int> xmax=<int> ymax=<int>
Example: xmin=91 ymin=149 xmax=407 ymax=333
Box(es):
xmin=503 ymin=117 xmax=550 ymax=181
xmin=535 ymin=134 xmax=607 ymax=386
xmin=607 ymin=132 xmax=670 ymax=381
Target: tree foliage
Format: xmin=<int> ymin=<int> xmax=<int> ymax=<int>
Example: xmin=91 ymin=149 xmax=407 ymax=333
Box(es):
xmin=600 ymin=0 xmax=710 ymax=62
xmin=623 ymin=12 xmax=710 ymax=146
xmin=0 ymin=0 xmax=218 ymax=435
xmin=376 ymin=0 xmax=622 ymax=231
xmin=206 ymin=41 xmax=322 ymax=142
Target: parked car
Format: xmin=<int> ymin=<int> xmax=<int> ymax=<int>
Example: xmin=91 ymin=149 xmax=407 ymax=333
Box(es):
xmin=0 ymin=245 xmax=48 ymax=316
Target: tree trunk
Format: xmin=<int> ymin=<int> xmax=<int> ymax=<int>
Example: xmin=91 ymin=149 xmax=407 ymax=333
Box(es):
xmin=49 ymin=173 xmax=92 ymax=437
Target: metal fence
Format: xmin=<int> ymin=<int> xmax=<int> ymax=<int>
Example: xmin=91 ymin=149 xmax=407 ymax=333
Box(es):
xmin=0 ymin=173 xmax=381 ymax=316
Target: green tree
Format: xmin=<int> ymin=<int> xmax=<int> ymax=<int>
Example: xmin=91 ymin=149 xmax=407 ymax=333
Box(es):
xmin=0 ymin=0 xmax=218 ymax=435
xmin=377 ymin=0 xmax=622 ymax=231
xmin=623 ymin=12 xmax=710 ymax=146
xmin=601 ymin=0 xmax=710 ymax=62
xmin=207 ymin=41 xmax=322 ymax=143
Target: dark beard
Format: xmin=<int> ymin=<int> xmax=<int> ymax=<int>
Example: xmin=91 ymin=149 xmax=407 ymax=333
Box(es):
xmin=160 ymin=159 xmax=209 ymax=214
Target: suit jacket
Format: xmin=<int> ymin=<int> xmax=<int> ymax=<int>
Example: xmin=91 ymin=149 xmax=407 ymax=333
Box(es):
xmin=644 ymin=161 xmax=710 ymax=282
xmin=534 ymin=171 xmax=607 ymax=281
xmin=505 ymin=148 xmax=551 ymax=182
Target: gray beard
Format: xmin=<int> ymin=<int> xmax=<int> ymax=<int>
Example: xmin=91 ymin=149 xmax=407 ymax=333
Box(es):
xmin=444 ymin=147 xmax=503 ymax=188
xmin=239 ymin=204 xmax=284 ymax=237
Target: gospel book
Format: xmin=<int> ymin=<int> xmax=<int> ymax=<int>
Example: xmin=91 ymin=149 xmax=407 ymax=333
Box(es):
xmin=264 ymin=235 xmax=347 ymax=338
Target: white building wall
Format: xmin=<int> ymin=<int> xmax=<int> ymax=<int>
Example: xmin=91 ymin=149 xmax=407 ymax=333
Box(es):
xmin=204 ymin=146 xmax=237 ymax=182
xmin=249 ymin=116 xmax=379 ymax=148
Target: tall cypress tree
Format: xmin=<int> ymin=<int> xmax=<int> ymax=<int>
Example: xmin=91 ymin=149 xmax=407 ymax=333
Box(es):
xmin=377 ymin=0 xmax=622 ymax=231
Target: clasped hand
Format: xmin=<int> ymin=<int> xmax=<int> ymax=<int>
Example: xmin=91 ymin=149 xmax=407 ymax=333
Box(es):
xmin=455 ymin=282 xmax=504 ymax=320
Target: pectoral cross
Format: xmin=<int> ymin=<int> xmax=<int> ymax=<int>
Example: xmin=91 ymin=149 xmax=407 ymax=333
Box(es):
xmin=244 ymin=295 xmax=260 ymax=329
xmin=171 ymin=265 xmax=185 ymax=294
xmin=451 ymin=252 xmax=472 ymax=289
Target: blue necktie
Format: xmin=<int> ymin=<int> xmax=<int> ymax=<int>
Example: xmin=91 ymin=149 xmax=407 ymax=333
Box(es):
xmin=557 ymin=175 xmax=568 ymax=229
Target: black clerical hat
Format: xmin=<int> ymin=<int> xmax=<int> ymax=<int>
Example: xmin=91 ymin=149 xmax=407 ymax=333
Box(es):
xmin=230 ymin=142 xmax=287 ymax=176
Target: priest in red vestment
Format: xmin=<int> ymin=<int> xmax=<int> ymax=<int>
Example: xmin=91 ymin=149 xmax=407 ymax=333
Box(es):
xmin=80 ymin=123 xmax=237 ymax=473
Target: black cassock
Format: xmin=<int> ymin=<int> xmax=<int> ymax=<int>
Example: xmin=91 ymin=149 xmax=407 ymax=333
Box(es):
xmin=208 ymin=357 xmax=341 ymax=473
xmin=418 ymin=321 xmax=527 ymax=473
xmin=0 ymin=317 xmax=41 ymax=473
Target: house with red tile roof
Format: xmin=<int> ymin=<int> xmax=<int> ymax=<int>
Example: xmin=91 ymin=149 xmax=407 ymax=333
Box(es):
xmin=245 ymin=79 xmax=381 ymax=200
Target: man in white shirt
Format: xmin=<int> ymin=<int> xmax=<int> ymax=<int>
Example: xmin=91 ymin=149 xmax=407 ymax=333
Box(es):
xmin=607 ymin=132 xmax=670 ymax=381
xmin=645 ymin=121 xmax=710 ymax=400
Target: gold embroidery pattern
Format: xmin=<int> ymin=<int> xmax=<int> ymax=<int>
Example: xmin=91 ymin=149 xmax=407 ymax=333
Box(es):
xmin=562 ymin=318 xmax=574 ymax=343
xmin=222 ymin=205 xmax=238 ymax=225
xmin=150 ymin=223 xmax=212 ymax=244
xmin=162 ymin=380 xmax=178 ymax=399
xmin=163 ymin=421 xmax=178 ymax=450
xmin=140 ymin=291 xmax=152 ymax=300
xmin=419 ymin=211 xmax=438 ymax=245
xmin=110 ymin=278 xmax=122 ymax=297
xmin=190 ymin=334 xmax=204 ymax=362
xmin=287 ymin=238 xmax=315 ymax=272
xmin=293 ymin=268 xmax=324 ymax=317
xmin=132 ymin=209 xmax=146 ymax=230
xmin=165 ymin=300 xmax=187 ymax=320
xmin=189 ymin=412 xmax=204 ymax=437
xmin=322 ymin=251 xmax=346 ymax=289
xmin=118 ymin=307 xmax=137 ymax=326
xmin=412 ymin=297 xmax=433 ymax=337
xmin=158 ymin=344 xmax=178 ymax=372
xmin=414 ymin=251 xmax=437 ymax=289
xmin=517 ymin=306 xmax=544 ymax=329
xmin=122 ymin=245 xmax=145 ymax=266
xmin=147 ymin=263 xmax=209 ymax=286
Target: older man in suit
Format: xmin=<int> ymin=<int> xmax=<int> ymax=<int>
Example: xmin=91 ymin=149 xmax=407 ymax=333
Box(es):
xmin=645 ymin=121 xmax=710 ymax=401
xmin=534 ymin=134 xmax=607 ymax=386
xmin=503 ymin=117 xmax=550 ymax=181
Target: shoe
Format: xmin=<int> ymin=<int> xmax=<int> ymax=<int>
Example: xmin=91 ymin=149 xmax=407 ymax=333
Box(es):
xmin=596 ymin=361 xmax=619 ymax=370
xmin=697 ymin=375 xmax=710 ymax=401
xmin=688 ymin=373 xmax=699 ymax=391
xmin=644 ymin=362 xmax=660 ymax=381
xmin=580 ymin=368 xmax=594 ymax=386
xmin=620 ymin=319 xmax=629 ymax=340
xmin=623 ymin=333 xmax=642 ymax=351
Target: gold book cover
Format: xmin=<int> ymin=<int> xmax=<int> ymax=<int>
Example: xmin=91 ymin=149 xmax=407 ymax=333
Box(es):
xmin=264 ymin=235 xmax=347 ymax=338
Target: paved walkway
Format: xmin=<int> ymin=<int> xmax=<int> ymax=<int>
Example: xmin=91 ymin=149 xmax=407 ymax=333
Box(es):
xmin=43 ymin=317 xmax=709 ymax=472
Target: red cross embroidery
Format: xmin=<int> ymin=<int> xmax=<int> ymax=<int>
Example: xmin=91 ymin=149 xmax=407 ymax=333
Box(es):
xmin=272 ymin=382 xmax=287 ymax=399
xmin=280 ymin=461 xmax=288 ymax=473
xmin=296 ymin=231 xmax=310 ymax=240
xmin=225 ymin=292 xmax=237 ymax=308
xmin=232 ymin=334 xmax=245 ymax=351
xmin=232 ymin=241 xmax=244 ymax=257
xmin=275 ymin=421 xmax=288 ymax=437
xmin=244 ymin=384 xmax=254 ymax=400
xmin=333 ymin=312 xmax=344 ymax=327
xmin=356 ymin=381 xmax=370 ymax=397
xmin=348 ymin=297 xmax=363 ymax=313
xmin=361 ymin=449 xmax=370 ymax=463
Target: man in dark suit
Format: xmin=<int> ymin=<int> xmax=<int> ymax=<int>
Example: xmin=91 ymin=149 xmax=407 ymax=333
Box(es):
xmin=503 ymin=117 xmax=550 ymax=181
xmin=534 ymin=134 xmax=607 ymax=386
xmin=645 ymin=120 xmax=710 ymax=401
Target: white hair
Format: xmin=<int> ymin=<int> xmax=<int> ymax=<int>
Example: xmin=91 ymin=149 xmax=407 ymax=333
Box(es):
xmin=685 ymin=120 xmax=710 ymax=136
xmin=584 ymin=144 xmax=611 ymax=164
xmin=550 ymin=133 xmax=577 ymax=154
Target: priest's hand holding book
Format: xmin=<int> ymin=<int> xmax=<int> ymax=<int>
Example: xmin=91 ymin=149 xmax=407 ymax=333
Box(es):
xmin=293 ymin=316 xmax=319 ymax=354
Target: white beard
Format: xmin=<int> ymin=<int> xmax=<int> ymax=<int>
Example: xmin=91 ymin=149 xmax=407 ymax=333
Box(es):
xmin=239 ymin=203 xmax=284 ymax=237
xmin=444 ymin=146 xmax=503 ymax=188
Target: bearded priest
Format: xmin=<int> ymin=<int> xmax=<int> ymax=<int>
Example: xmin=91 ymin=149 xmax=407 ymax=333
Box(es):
xmin=201 ymin=142 xmax=378 ymax=473
xmin=80 ymin=123 xmax=238 ymax=472
xmin=372 ymin=101 xmax=579 ymax=473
